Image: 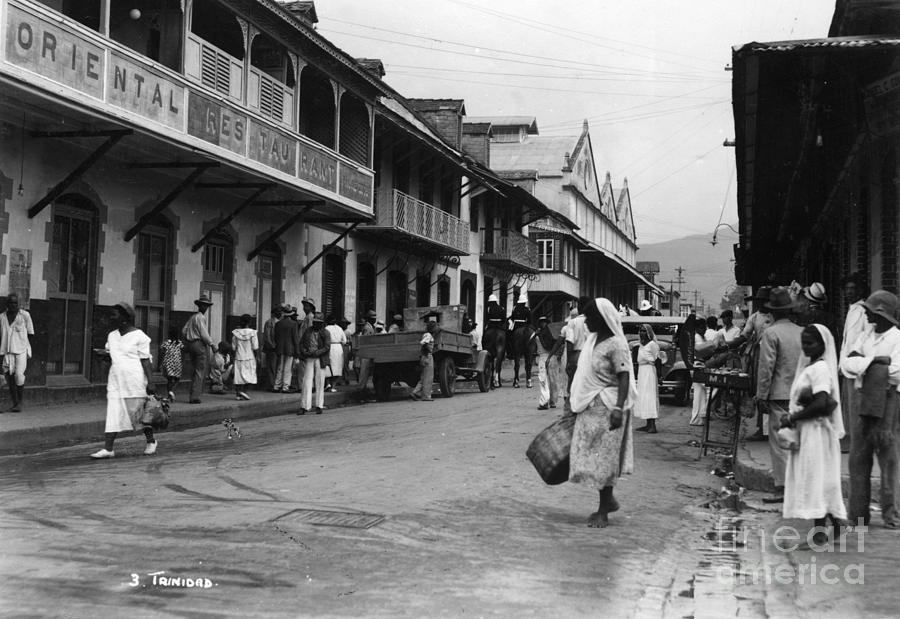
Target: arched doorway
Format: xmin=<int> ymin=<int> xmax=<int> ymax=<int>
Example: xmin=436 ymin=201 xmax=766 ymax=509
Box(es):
xmin=437 ymin=275 xmax=451 ymax=306
xmin=299 ymin=66 xmax=335 ymax=148
xmin=46 ymin=195 xmax=99 ymax=379
xmin=135 ymin=215 xmax=174 ymax=348
xmin=387 ymin=270 xmax=407 ymax=322
xmin=201 ymin=231 xmax=234 ymax=344
xmin=256 ymin=245 xmax=282 ymax=328
xmin=416 ymin=272 xmax=431 ymax=307
xmin=460 ymin=277 xmax=476 ymax=320
xmin=356 ymin=260 xmax=376 ymax=321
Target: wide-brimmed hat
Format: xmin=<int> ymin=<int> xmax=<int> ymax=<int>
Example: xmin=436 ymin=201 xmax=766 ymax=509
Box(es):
xmin=312 ymin=311 xmax=325 ymax=324
xmin=639 ymin=299 xmax=652 ymax=311
xmin=803 ymin=282 xmax=827 ymax=304
xmin=745 ymin=286 xmax=772 ymax=302
xmin=337 ymin=316 xmax=351 ymax=326
xmin=301 ymin=297 xmax=316 ymax=309
xmin=765 ymin=286 xmax=796 ymax=311
xmin=281 ymin=304 xmax=296 ymax=317
xmin=194 ymin=294 xmax=213 ymax=306
xmin=392 ymin=314 xmax=403 ymax=321
xmin=114 ymin=301 xmax=135 ymax=321
xmin=537 ymin=315 xmax=548 ymax=323
xmin=366 ymin=309 xmax=378 ymax=318
xmin=862 ymin=290 xmax=899 ymax=326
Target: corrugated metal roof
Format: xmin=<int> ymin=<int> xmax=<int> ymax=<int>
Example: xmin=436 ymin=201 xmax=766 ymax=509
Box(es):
xmin=734 ymin=36 xmax=900 ymax=54
xmin=465 ymin=116 xmax=538 ymax=133
xmin=490 ymin=136 xmax=574 ymax=176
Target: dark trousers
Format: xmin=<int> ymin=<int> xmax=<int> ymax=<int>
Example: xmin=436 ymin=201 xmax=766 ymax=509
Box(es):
xmin=187 ymin=340 xmax=208 ymax=401
xmin=848 ymin=389 xmax=899 ymax=524
xmin=264 ymin=349 xmax=277 ymax=389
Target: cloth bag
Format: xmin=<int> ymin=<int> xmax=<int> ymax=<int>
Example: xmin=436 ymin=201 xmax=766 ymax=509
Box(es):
xmin=775 ymin=426 xmax=800 ymax=451
xmin=139 ymin=395 xmax=171 ymax=430
xmin=858 ymin=363 xmax=889 ymax=419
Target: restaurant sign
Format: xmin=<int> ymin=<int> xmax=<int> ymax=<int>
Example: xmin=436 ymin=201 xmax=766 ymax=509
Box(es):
xmin=339 ymin=163 xmax=373 ymax=207
xmin=108 ymin=52 xmax=184 ymax=131
xmin=297 ymin=142 xmax=337 ymax=192
xmin=187 ymin=92 xmax=247 ymax=156
xmin=4 ymin=4 xmax=104 ymax=99
xmin=248 ymin=120 xmax=297 ymax=175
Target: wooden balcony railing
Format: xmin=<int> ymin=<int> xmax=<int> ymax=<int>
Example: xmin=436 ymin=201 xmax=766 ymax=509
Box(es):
xmin=184 ymin=33 xmax=243 ymax=102
xmin=248 ymin=66 xmax=293 ymax=127
xmin=481 ymin=229 xmax=538 ymax=272
xmin=368 ymin=189 xmax=469 ymax=254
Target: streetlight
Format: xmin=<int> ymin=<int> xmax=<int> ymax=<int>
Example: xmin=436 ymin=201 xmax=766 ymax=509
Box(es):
xmin=710 ymin=223 xmax=738 ymax=246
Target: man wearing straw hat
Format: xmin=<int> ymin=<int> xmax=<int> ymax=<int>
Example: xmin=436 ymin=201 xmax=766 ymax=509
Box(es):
xmin=729 ymin=286 xmax=773 ymax=439
xmin=356 ymin=309 xmax=378 ymax=400
xmin=840 ymin=289 xmax=900 ymax=527
xmin=273 ymin=305 xmax=300 ymax=393
xmin=755 ymin=286 xmax=803 ymax=500
xmin=182 ymin=294 xmax=215 ymax=403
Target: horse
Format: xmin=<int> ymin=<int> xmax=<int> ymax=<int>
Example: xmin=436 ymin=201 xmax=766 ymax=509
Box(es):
xmin=481 ymin=324 xmax=507 ymax=388
xmin=508 ymin=323 xmax=537 ymax=388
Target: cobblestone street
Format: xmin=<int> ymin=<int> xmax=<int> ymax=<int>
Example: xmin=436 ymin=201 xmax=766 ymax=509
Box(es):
xmin=0 ymin=386 xmax=895 ymax=617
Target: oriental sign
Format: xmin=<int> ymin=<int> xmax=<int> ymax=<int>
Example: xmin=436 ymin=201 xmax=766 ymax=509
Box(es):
xmin=1 ymin=0 xmax=374 ymax=210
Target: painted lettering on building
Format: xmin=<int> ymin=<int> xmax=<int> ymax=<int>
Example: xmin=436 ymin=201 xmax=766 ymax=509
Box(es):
xmin=187 ymin=92 xmax=246 ymax=155
xmin=248 ymin=121 xmax=297 ymax=175
xmin=4 ymin=5 xmax=103 ymax=99
xmin=297 ymin=142 xmax=337 ymax=192
xmin=338 ymin=163 xmax=373 ymax=208
xmin=108 ymin=53 xmax=184 ymax=130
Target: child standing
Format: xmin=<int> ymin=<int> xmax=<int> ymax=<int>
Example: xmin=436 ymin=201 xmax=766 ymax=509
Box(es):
xmin=231 ymin=314 xmax=259 ymax=400
xmin=159 ymin=327 xmax=184 ymax=401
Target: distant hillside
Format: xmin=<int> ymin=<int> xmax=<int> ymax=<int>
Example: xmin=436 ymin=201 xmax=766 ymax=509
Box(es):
xmin=637 ymin=228 xmax=741 ymax=316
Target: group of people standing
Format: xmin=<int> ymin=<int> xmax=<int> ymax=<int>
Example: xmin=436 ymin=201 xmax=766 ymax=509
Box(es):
xmin=710 ymin=276 xmax=899 ymax=543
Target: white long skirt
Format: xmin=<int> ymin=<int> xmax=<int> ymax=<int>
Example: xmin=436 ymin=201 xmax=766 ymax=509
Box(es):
xmin=634 ymin=364 xmax=659 ymax=420
xmin=328 ymin=344 xmax=344 ymax=379
xmin=783 ymin=419 xmax=847 ymax=520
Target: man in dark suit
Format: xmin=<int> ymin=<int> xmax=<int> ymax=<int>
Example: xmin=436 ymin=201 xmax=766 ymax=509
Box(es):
xmin=273 ymin=305 xmax=300 ymax=393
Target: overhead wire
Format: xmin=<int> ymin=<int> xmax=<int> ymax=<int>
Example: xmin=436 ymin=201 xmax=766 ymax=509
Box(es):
xmin=388 ymin=64 xmax=728 ymax=85
xmin=631 ymin=144 xmax=724 ymax=198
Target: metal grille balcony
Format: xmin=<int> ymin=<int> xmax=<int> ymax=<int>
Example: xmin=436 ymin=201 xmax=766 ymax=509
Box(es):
xmin=481 ymin=230 xmax=539 ymax=273
xmin=365 ymin=189 xmax=469 ymax=255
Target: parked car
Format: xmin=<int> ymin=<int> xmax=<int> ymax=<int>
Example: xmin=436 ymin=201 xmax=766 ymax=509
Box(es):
xmin=621 ymin=315 xmax=697 ymax=406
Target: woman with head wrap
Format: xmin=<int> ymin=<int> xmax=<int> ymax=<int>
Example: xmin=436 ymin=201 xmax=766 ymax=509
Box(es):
xmin=568 ymin=298 xmax=637 ymax=528
xmin=634 ymin=324 xmax=661 ymax=433
xmin=779 ymin=324 xmax=847 ymax=545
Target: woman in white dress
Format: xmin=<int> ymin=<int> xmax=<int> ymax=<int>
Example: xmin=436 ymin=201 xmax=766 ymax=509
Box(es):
xmin=231 ymin=314 xmax=259 ymax=401
xmin=634 ymin=324 xmax=661 ymax=433
xmin=324 ymin=316 xmax=347 ymax=392
xmin=90 ymin=302 xmax=157 ymax=459
xmin=779 ymin=324 xmax=847 ymax=546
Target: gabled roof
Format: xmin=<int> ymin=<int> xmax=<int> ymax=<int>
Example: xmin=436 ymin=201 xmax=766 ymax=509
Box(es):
xmin=490 ymin=136 xmax=574 ymax=176
xmin=614 ymin=180 xmax=637 ymax=243
xmin=355 ymin=58 xmax=385 ymax=78
xmin=277 ymin=0 xmax=318 ymax=24
xmin=465 ymin=116 xmax=538 ymax=134
xmin=408 ymin=99 xmax=467 ymax=115
xmin=463 ymin=121 xmax=492 ymax=135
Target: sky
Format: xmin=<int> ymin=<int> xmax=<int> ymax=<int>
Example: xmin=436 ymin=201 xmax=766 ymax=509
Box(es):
xmin=313 ymin=0 xmax=834 ymax=246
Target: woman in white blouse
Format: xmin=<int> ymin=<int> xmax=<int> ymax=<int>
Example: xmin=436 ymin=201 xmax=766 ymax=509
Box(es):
xmin=90 ymin=302 xmax=157 ymax=459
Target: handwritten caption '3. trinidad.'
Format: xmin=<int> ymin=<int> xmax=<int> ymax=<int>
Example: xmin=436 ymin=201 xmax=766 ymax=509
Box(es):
xmin=127 ymin=571 xmax=217 ymax=589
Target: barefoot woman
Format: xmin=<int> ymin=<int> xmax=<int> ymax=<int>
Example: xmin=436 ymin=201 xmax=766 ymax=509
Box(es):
xmin=568 ymin=298 xmax=637 ymax=528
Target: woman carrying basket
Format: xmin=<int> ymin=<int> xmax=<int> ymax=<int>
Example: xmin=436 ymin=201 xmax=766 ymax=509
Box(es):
xmin=90 ymin=302 xmax=158 ymax=459
xmin=569 ymin=298 xmax=637 ymax=528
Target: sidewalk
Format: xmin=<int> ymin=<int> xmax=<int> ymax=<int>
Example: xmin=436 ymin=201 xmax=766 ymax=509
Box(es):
xmin=734 ymin=437 xmax=881 ymax=498
xmin=0 ymin=383 xmax=397 ymax=455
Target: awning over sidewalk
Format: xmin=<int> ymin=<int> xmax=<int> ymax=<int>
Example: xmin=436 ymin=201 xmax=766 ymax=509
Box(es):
xmin=580 ymin=247 xmax=665 ymax=295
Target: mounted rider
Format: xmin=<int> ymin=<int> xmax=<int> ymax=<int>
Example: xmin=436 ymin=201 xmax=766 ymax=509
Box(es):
xmin=509 ymin=293 xmax=535 ymax=388
xmin=486 ymin=294 xmax=506 ymax=330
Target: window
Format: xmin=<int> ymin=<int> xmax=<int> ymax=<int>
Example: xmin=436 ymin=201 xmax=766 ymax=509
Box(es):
xmin=561 ymin=240 xmax=568 ymax=273
xmin=322 ymin=252 xmax=346 ymax=321
xmin=437 ymin=276 xmax=450 ymax=306
xmin=356 ymin=261 xmax=376 ymax=320
xmin=537 ymin=239 xmax=555 ymax=271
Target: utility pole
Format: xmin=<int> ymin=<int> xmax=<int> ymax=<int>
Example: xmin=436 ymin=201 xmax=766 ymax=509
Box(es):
xmin=674 ymin=267 xmax=686 ymax=296
xmin=691 ymin=289 xmax=700 ymax=312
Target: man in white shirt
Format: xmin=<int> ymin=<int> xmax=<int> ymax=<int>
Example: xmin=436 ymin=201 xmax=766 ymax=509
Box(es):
xmin=839 ymin=274 xmax=871 ymax=452
xmin=564 ymin=297 xmax=590 ymax=391
xmin=0 ymin=293 xmax=34 ymax=412
xmin=840 ymin=290 xmax=900 ymax=527
xmin=716 ymin=310 xmax=741 ymax=348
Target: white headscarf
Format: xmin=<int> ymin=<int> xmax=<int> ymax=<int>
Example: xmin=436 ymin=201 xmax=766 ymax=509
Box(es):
xmin=791 ymin=323 xmax=844 ymax=439
xmin=570 ymin=298 xmax=638 ymax=413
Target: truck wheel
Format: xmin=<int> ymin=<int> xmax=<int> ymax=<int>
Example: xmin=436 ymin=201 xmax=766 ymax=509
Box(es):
xmin=438 ymin=356 xmax=456 ymax=397
xmin=373 ymin=374 xmax=391 ymax=402
xmin=477 ymin=354 xmax=493 ymax=393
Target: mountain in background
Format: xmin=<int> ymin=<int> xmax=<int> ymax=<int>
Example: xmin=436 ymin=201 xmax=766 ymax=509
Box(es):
xmin=636 ymin=228 xmax=741 ymax=316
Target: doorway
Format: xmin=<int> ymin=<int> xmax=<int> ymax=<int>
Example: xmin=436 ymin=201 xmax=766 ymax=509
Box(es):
xmin=46 ymin=198 xmax=97 ymax=380
xmin=387 ymin=270 xmax=407 ymax=321
xmin=202 ymin=232 xmax=233 ymax=344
